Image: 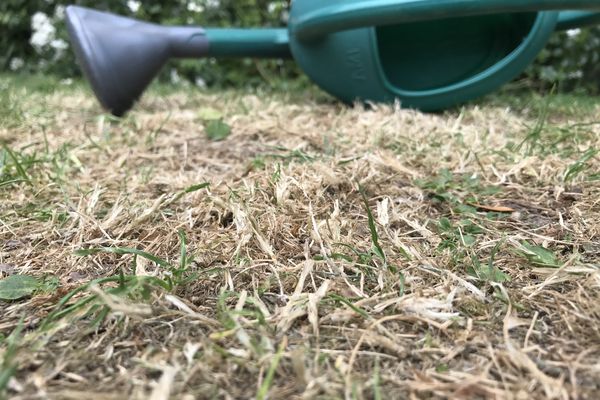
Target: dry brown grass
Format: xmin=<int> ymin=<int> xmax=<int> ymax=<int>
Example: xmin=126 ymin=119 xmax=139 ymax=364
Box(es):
xmin=1 ymin=80 xmax=599 ymax=400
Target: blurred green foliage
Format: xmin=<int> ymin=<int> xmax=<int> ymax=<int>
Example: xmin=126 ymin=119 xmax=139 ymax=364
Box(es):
xmin=1 ymin=0 xmax=302 ymax=88
xmin=1 ymin=1 xmax=600 ymax=93
xmin=523 ymin=26 xmax=600 ymax=93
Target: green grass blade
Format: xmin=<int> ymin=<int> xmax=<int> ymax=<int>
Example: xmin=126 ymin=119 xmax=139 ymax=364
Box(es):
xmin=2 ymin=146 xmax=32 ymax=186
xmin=358 ymin=186 xmax=386 ymax=267
xmin=0 ymin=320 xmax=24 ymax=395
xmin=564 ymin=148 xmax=598 ymax=183
xmin=328 ymin=294 xmax=370 ymax=319
xmin=178 ymin=229 xmax=188 ymax=271
xmin=256 ymin=338 xmax=286 ymax=400
xmin=184 ymin=182 xmax=210 ymax=193
xmin=373 ymin=357 xmax=382 ymax=400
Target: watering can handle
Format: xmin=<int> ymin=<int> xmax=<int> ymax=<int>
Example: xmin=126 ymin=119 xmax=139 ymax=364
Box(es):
xmin=291 ymin=0 xmax=600 ymax=40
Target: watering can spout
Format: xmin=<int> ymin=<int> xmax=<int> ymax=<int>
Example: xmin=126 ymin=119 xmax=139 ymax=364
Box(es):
xmin=66 ymin=5 xmax=210 ymax=116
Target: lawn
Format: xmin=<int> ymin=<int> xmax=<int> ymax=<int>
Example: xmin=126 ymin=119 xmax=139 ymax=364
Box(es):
xmin=1 ymin=74 xmax=599 ymax=399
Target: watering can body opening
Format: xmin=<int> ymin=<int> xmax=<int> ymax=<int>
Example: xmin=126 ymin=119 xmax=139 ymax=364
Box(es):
xmin=289 ymin=4 xmax=558 ymax=110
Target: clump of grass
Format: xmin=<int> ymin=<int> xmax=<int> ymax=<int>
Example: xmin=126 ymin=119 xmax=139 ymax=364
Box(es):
xmin=564 ymin=147 xmax=598 ymax=183
xmin=43 ymin=230 xmax=198 ymax=329
xmin=359 ymin=185 xmax=388 ymax=270
xmin=415 ymin=168 xmax=501 ymax=212
xmin=468 ymin=240 xmax=510 ymax=283
xmin=0 ymin=322 xmax=23 ymax=396
xmin=0 ymin=85 xmax=24 ymax=129
xmin=0 ymin=146 xmax=34 ymax=188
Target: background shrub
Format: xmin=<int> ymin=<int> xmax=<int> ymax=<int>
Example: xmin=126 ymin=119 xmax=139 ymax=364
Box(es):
xmin=2 ymin=1 xmax=599 ymax=93
xmin=2 ymin=0 xmax=301 ymax=88
xmin=524 ymin=26 xmax=600 ymax=93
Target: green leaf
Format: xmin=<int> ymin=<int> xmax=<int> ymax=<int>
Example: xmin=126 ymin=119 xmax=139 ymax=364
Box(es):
xmin=462 ymin=235 xmax=476 ymax=247
xmin=519 ymin=242 xmax=561 ymax=268
xmin=488 ymin=267 xmax=510 ymax=283
xmin=438 ymin=217 xmax=452 ymax=232
xmin=468 ymin=260 xmax=510 ymax=283
xmin=184 ymin=182 xmax=210 ymax=193
xmin=38 ymin=275 xmax=60 ymax=294
xmin=205 ymin=120 xmax=231 ymax=141
xmin=435 ymin=363 xmax=450 ymax=373
xmin=0 ymin=275 xmax=39 ymax=300
xmin=197 ymin=107 xmax=223 ymax=121
xmin=467 ymin=264 xmax=510 ymax=283
xmin=468 ymin=240 xmax=511 ymax=283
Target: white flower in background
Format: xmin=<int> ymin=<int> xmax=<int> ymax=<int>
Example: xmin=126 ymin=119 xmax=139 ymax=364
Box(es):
xmin=567 ymin=28 xmax=581 ymax=37
xmin=51 ymin=39 xmax=68 ymax=50
xmin=29 ymin=11 xmax=69 ymax=60
xmin=170 ymin=69 xmax=182 ymax=84
xmin=187 ymin=1 xmax=204 ymax=13
xmin=268 ymin=1 xmax=283 ymax=13
xmin=9 ymin=58 xmax=25 ymax=71
xmin=267 ymin=1 xmax=289 ymax=22
xmin=127 ymin=0 xmax=141 ymax=13
xmin=31 ymin=12 xmax=51 ymax=33
xmin=205 ymin=0 xmax=221 ymax=9
xmin=54 ymin=5 xmax=66 ymax=20
xmin=51 ymin=38 xmax=68 ymax=58
xmin=30 ymin=12 xmax=56 ymax=50
xmin=195 ymin=77 xmax=207 ymax=88
xmin=568 ymin=70 xmax=583 ymax=79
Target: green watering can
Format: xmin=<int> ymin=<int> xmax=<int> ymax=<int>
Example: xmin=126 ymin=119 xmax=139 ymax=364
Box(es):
xmin=65 ymin=1 xmax=600 ymax=116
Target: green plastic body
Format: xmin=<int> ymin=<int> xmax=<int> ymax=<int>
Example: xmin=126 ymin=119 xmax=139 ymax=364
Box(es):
xmin=205 ymin=29 xmax=291 ymax=58
xmin=289 ymin=1 xmax=600 ymax=40
xmin=285 ymin=0 xmax=599 ymax=111
xmin=197 ymin=1 xmax=600 ymax=111
xmin=200 ymin=11 xmax=600 ymax=60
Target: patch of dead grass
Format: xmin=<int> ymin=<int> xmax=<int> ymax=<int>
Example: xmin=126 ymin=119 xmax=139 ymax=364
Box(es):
xmin=1 ymin=83 xmax=599 ymax=399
